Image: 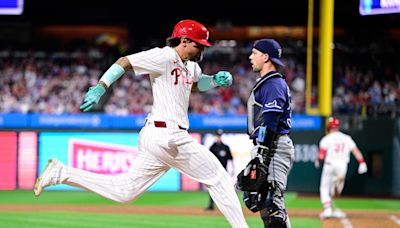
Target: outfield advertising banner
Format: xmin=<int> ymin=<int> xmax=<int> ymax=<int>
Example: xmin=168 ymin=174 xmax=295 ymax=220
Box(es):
xmin=18 ymin=132 xmax=38 ymax=189
xmin=68 ymin=138 xmax=138 ymax=174
xmin=32 ymin=114 xmax=113 ymax=129
xmin=39 ymin=132 xmax=180 ymax=192
xmin=203 ymin=133 xmax=253 ymax=178
xmin=203 ymin=132 xmax=323 ymax=192
xmin=0 ymin=132 xmax=17 ymax=190
xmin=359 ymin=0 xmax=400 ymax=15
xmin=180 ymin=133 xmax=202 ymax=191
xmin=202 ymin=133 xmax=321 ymax=176
xmin=0 ymin=0 xmax=24 ymax=15
xmin=0 ymin=113 xmax=321 ymax=130
xmin=0 ymin=113 xmax=28 ymax=128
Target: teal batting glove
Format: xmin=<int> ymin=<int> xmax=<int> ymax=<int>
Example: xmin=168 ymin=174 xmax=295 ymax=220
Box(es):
xmin=213 ymin=71 xmax=233 ymax=87
xmin=79 ymin=84 xmax=106 ymax=112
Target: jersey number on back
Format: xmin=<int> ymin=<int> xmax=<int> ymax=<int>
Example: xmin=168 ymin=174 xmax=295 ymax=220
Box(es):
xmin=334 ymin=142 xmax=345 ymax=153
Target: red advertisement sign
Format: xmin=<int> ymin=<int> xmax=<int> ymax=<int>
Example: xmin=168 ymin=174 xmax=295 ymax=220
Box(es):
xmin=68 ymin=139 xmax=138 ymax=175
xmin=0 ymin=132 xmax=17 ymax=190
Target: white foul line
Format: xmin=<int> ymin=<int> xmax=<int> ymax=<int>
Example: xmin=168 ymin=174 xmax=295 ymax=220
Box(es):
xmin=334 ymin=209 xmax=353 ymax=228
xmin=340 ymin=217 xmax=354 ymax=228
xmin=389 ymin=215 xmax=400 ymax=225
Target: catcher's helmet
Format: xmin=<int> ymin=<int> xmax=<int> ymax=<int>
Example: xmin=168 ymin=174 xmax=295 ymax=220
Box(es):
xmin=327 ymin=117 xmax=340 ymax=130
xmin=171 ymin=20 xmax=211 ymax=47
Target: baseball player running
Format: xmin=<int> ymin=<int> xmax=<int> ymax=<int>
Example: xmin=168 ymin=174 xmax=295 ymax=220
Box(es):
xmin=236 ymin=39 xmax=294 ymax=228
xmin=34 ymin=19 xmax=248 ymax=228
xmin=315 ymin=117 xmax=368 ymax=219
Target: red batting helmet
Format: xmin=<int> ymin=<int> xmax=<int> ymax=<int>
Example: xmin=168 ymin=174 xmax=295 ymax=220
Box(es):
xmin=327 ymin=117 xmax=340 ymax=130
xmin=171 ymin=19 xmax=212 ymax=47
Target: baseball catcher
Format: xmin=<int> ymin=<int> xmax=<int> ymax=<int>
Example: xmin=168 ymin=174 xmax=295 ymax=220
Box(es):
xmin=237 ymin=127 xmax=287 ymax=227
xmin=237 ymin=39 xmax=294 ymax=228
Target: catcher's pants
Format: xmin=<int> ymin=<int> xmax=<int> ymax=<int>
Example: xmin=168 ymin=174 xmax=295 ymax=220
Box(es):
xmin=320 ymin=162 xmax=348 ymax=206
xmin=251 ymin=135 xmax=294 ymax=227
xmin=61 ymin=123 xmax=248 ymax=228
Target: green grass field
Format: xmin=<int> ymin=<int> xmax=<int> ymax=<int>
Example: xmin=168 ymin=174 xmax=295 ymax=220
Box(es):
xmin=0 ymin=191 xmax=398 ymax=228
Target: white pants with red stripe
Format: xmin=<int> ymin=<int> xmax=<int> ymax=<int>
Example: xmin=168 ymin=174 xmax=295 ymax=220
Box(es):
xmin=62 ymin=125 xmax=249 ymax=228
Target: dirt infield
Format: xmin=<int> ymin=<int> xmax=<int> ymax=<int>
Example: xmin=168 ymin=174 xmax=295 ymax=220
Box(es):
xmin=0 ymin=205 xmax=399 ymax=227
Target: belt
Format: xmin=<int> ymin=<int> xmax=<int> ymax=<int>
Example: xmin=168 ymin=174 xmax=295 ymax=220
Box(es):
xmin=147 ymin=120 xmax=187 ymax=130
xmin=252 ymin=134 xmax=288 ymax=145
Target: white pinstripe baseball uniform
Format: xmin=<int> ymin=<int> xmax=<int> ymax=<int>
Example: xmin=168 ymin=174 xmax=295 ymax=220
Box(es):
xmin=319 ymin=131 xmax=356 ymax=206
xmin=50 ymin=46 xmax=248 ymax=227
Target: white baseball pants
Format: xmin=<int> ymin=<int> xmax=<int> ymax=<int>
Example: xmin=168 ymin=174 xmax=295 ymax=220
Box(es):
xmin=61 ymin=123 xmax=248 ymax=228
xmin=320 ymin=162 xmax=348 ymax=206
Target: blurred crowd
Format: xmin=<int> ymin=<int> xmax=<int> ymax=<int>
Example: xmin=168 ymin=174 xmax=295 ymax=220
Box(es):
xmin=0 ymin=37 xmax=399 ymax=117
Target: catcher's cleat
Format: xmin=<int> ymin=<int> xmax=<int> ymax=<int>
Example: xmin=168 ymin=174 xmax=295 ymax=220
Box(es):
xmin=34 ymin=158 xmax=63 ymax=197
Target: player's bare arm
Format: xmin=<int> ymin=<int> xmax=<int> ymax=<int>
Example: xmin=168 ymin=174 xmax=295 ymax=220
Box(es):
xmin=192 ymin=82 xmax=200 ymax=92
xmin=351 ymin=147 xmax=364 ymax=161
xmin=116 ymin=56 xmax=133 ymax=72
xmin=98 ymin=57 xmax=132 ymax=89
xmin=80 ymin=57 xmax=132 ymax=111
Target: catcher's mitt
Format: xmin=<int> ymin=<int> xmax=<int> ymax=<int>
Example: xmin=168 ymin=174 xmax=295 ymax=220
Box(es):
xmin=236 ymin=156 xmax=269 ymax=192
